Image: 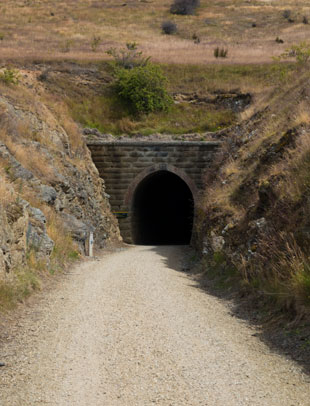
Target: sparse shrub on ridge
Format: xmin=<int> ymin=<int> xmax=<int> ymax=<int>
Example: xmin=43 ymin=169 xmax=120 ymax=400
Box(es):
xmin=60 ymin=39 xmax=74 ymax=53
xmin=0 ymin=68 xmax=20 ymax=85
xmin=278 ymin=42 xmax=310 ymax=64
xmin=162 ymin=21 xmax=177 ymax=35
xmin=192 ymin=33 xmax=200 ymax=44
xmin=91 ymin=35 xmax=101 ymax=52
xmin=214 ymin=47 xmax=228 ymax=58
xmin=275 ymin=37 xmax=284 ymax=44
xmin=106 ymin=42 xmax=150 ymax=69
xmin=170 ymin=0 xmax=200 ymax=16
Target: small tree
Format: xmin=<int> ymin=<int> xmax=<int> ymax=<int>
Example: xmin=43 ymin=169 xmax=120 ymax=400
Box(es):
xmin=114 ymin=64 xmax=173 ymax=114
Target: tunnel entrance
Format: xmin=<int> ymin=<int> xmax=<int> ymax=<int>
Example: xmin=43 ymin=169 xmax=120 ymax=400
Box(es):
xmin=131 ymin=170 xmax=194 ymax=245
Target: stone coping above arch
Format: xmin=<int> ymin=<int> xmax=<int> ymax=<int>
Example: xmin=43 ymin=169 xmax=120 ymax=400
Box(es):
xmin=87 ymin=140 xmax=221 ymax=147
xmin=124 ymin=164 xmax=199 ymax=208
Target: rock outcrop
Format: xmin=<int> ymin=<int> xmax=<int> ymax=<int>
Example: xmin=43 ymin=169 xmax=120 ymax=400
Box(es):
xmin=0 ymin=70 xmax=120 ymax=286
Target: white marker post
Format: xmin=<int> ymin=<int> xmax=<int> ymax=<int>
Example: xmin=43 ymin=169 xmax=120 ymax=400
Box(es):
xmin=89 ymin=232 xmax=94 ymax=257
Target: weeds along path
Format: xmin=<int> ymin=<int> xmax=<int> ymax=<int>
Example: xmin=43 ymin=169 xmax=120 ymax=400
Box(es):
xmin=0 ymin=246 xmax=309 ymax=405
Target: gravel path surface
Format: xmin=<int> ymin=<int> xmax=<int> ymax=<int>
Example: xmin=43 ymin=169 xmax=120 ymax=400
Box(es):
xmin=0 ymin=245 xmax=309 ymax=405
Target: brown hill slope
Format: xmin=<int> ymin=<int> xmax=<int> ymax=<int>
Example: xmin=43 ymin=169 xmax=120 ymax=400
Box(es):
xmin=196 ymin=66 xmax=310 ymax=318
xmin=1 ymin=0 xmax=310 ymax=64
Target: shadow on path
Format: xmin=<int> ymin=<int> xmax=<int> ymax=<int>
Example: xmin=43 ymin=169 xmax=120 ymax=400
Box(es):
xmin=149 ymin=244 xmax=310 ymax=377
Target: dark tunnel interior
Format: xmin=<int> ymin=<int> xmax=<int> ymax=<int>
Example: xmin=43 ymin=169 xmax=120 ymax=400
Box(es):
xmin=132 ymin=170 xmax=194 ymax=245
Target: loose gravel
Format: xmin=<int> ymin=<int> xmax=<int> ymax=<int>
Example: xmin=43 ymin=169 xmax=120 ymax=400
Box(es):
xmin=0 ymin=245 xmax=309 ymax=405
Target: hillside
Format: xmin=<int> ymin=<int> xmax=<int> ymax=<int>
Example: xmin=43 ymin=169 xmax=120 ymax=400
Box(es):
xmin=0 ymin=68 xmax=120 ymax=309
xmin=192 ymin=65 xmax=310 ymax=361
xmin=1 ymin=0 xmax=310 ymax=64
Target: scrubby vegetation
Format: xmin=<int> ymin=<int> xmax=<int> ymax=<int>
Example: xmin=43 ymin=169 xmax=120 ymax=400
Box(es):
xmin=0 ymin=0 xmax=310 ymax=64
xmin=0 ymin=68 xmax=19 ymax=85
xmin=107 ymin=43 xmax=173 ymax=115
xmin=162 ymin=21 xmax=178 ymax=35
xmin=214 ymin=47 xmax=228 ymax=58
xmin=56 ymin=62 xmax=292 ymax=136
xmin=196 ymin=62 xmax=310 ymax=320
xmin=170 ymin=0 xmax=200 ymax=16
xmin=113 ymin=64 xmax=173 ymax=115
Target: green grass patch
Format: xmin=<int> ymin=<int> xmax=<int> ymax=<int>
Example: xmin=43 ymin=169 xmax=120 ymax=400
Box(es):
xmin=57 ymin=62 xmax=295 ymax=136
xmin=69 ymin=92 xmax=236 ymax=135
xmin=163 ymin=62 xmax=295 ymax=93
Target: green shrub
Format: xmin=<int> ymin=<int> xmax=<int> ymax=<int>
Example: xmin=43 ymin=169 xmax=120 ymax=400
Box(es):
xmin=114 ymin=64 xmax=173 ymax=114
xmin=0 ymin=68 xmax=20 ymax=85
xmin=278 ymin=42 xmax=310 ymax=64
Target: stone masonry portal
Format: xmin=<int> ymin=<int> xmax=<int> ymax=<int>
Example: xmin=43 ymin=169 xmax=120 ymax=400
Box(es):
xmin=87 ymin=141 xmax=220 ymax=244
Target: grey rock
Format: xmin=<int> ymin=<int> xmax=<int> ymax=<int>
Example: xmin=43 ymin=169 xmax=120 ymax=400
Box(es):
xmin=61 ymin=213 xmax=89 ymax=242
xmin=0 ymin=143 xmax=34 ymax=181
xmin=26 ymin=223 xmax=54 ymax=256
xmin=83 ymin=127 xmax=101 ymax=136
xmin=28 ymin=207 xmax=47 ymax=225
xmin=40 ymin=185 xmax=57 ymax=205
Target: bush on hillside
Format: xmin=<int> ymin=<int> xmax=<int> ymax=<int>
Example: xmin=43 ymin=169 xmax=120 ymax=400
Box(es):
xmin=170 ymin=0 xmax=200 ymax=16
xmin=0 ymin=68 xmax=19 ymax=85
xmin=106 ymin=42 xmax=150 ymax=70
xmin=114 ymin=64 xmax=173 ymax=114
xmin=279 ymin=42 xmax=310 ymax=64
xmin=162 ymin=20 xmax=177 ymax=35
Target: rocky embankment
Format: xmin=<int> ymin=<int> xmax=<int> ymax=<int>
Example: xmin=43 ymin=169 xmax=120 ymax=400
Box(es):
xmin=0 ymin=69 xmax=120 ymax=305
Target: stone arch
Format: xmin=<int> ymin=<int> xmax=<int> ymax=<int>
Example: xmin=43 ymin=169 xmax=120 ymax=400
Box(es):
xmin=124 ymin=163 xmax=198 ymax=208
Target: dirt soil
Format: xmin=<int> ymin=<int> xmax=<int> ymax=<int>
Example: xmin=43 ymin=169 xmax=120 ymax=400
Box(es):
xmin=0 ymin=245 xmax=309 ymax=405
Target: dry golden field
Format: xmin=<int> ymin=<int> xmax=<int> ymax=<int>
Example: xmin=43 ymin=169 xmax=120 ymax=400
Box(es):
xmin=0 ymin=0 xmax=310 ymax=64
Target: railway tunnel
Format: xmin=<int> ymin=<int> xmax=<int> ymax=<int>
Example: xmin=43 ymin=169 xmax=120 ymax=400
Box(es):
xmin=131 ymin=170 xmax=194 ymax=245
xmin=87 ymin=141 xmax=220 ymax=244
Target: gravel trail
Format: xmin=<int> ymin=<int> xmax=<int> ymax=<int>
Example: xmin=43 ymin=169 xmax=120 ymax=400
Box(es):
xmin=0 ymin=245 xmax=309 ymax=405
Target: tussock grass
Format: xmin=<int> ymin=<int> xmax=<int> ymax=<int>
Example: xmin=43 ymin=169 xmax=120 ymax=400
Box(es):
xmin=44 ymin=207 xmax=80 ymax=269
xmin=8 ymin=142 xmax=56 ymax=182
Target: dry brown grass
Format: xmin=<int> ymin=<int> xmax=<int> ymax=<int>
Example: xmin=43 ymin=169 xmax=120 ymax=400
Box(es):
xmin=0 ymin=0 xmax=310 ymax=64
xmin=6 ymin=141 xmax=56 ymax=182
xmin=293 ymin=101 xmax=310 ymax=126
xmin=273 ymin=129 xmax=310 ymax=201
xmin=44 ymin=207 xmax=80 ymax=267
xmin=0 ymin=174 xmax=16 ymax=207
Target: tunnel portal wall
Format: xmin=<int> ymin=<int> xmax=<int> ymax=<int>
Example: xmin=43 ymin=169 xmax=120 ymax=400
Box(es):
xmin=87 ymin=141 xmax=220 ymax=243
